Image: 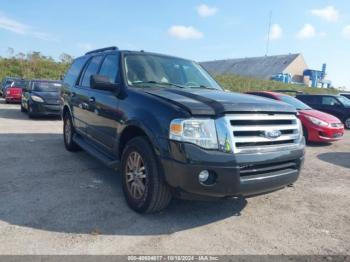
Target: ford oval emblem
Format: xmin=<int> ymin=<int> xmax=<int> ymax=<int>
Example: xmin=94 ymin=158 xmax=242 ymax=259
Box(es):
xmin=264 ymin=130 xmax=282 ymax=139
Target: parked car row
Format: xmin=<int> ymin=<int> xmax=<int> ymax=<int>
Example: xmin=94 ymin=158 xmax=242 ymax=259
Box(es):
xmin=0 ymin=78 xmax=62 ymax=118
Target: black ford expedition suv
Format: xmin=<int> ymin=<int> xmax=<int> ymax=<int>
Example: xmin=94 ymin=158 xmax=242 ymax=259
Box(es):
xmin=61 ymin=47 xmax=305 ymax=213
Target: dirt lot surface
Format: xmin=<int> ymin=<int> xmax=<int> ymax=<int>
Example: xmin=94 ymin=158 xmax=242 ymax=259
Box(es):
xmin=0 ymin=99 xmax=349 ymax=255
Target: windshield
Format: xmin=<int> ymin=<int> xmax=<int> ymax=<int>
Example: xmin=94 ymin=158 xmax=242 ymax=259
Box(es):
xmin=124 ymin=54 xmax=222 ymax=90
xmin=279 ymin=95 xmax=311 ymax=110
xmin=338 ymin=96 xmax=350 ymax=107
xmin=33 ymin=82 xmax=62 ymax=92
xmin=12 ymin=80 xmax=28 ymax=88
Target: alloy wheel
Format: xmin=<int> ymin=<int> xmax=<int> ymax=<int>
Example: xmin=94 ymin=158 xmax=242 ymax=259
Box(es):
xmin=125 ymin=151 xmax=147 ymax=200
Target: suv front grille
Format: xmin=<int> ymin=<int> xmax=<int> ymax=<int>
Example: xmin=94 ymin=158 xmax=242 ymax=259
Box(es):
xmin=220 ymin=114 xmax=302 ymax=154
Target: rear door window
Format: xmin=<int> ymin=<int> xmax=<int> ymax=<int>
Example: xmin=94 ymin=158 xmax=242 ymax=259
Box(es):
xmin=81 ymin=56 xmax=104 ymax=87
xmin=298 ymin=96 xmax=319 ymax=105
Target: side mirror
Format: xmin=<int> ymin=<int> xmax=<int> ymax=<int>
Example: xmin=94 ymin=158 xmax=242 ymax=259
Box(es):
xmin=90 ymin=75 xmax=120 ymax=92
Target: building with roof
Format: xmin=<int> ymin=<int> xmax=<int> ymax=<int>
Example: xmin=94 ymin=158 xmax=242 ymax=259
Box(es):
xmin=201 ymin=53 xmax=331 ymax=88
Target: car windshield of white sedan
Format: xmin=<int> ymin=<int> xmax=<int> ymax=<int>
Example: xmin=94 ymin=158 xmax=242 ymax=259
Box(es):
xmin=338 ymin=96 xmax=350 ymax=107
xmin=124 ymin=54 xmax=222 ymax=90
xmin=279 ymin=95 xmax=311 ymax=110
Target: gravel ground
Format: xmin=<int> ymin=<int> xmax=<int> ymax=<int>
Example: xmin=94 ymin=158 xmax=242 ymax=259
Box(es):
xmin=0 ymin=99 xmax=349 ymax=255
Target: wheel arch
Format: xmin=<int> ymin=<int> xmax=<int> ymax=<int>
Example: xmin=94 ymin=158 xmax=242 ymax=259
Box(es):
xmin=118 ymin=123 xmax=162 ymax=160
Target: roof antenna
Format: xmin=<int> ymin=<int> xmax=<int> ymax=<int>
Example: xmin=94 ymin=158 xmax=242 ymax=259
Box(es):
xmin=265 ymin=10 xmax=272 ymax=56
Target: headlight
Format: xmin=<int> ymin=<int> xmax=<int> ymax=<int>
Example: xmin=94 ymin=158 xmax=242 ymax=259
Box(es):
xmin=305 ymin=116 xmax=329 ymax=127
xmin=31 ymin=95 xmax=45 ymax=103
xmin=169 ymin=118 xmax=218 ymax=149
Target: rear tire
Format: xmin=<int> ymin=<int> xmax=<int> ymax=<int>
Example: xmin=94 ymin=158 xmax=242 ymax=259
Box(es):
xmin=63 ymin=112 xmax=81 ymax=152
xmin=121 ymin=136 xmax=172 ymax=213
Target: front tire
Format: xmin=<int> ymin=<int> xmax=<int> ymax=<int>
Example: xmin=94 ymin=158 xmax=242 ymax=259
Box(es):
xmin=344 ymin=117 xmax=350 ymax=129
xmin=121 ymin=137 xmax=172 ymax=213
xmin=20 ymin=104 xmax=26 ymax=112
xmin=63 ymin=112 xmax=80 ymax=152
xmin=28 ymin=105 xmax=35 ymax=118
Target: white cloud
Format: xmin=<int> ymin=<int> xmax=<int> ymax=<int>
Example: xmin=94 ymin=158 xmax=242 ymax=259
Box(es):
xmin=342 ymin=25 xmax=350 ymax=39
xmin=196 ymin=4 xmax=218 ymax=17
xmin=311 ymin=6 xmax=339 ymax=22
xmin=0 ymin=12 xmax=55 ymax=41
xmin=269 ymin=24 xmax=283 ymax=40
xmin=297 ymin=24 xmax=316 ymax=39
xmin=168 ymin=25 xmax=203 ymax=40
xmin=77 ymin=43 xmax=94 ymax=51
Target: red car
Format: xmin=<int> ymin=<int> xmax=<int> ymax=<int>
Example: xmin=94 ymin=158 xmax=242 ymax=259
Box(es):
xmin=4 ymin=80 xmax=28 ymax=104
xmin=246 ymin=91 xmax=344 ymax=143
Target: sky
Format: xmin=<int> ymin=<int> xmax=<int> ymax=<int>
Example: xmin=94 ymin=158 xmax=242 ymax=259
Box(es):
xmin=0 ymin=0 xmax=349 ymax=89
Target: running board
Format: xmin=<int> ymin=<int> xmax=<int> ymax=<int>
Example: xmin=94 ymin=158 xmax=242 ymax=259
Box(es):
xmin=73 ymin=135 xmax=120 ymax=170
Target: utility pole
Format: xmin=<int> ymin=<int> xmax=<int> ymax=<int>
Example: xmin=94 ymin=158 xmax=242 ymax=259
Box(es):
xmin=265 ymin=11 xmax=272 ymax=56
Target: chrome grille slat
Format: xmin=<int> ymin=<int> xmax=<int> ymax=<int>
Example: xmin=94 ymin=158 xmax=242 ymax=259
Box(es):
xmin=234 ymin=134 xmax=299 ymax=143
xmin=228 ymin=114 xmax=297 ymax=120
xmin=232 ymin=124 xmax=298 ymax=131
xmin=221 ymin=113 xmax=302 ymax=154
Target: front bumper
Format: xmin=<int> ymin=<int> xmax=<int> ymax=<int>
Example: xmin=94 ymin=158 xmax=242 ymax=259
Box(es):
xmin=30 ymin=102 xmax=61 ymax=116
xmin=5 ymin=96 xmax=21 ymax=103
xmin=161 ymin=141 xmax=305 ymax=198
xmin=307 ymin=125 xmax=344 ymax=142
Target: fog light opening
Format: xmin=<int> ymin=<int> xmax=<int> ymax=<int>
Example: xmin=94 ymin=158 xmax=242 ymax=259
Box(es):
xmin=198 ymin=170 xmax=217 ymax=186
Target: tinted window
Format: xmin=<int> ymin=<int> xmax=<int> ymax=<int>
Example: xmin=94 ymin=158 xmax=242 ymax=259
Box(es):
xmin=99 ymin=55 xmax=120 ymax=83
xmin=322 ymin=96 xmax=341 ymax=106
xmin=12 ymin=80 xmax=28 ymax=88
xmin=340 ymin=94 xmax=350 ymax=99
xmin=81 ymin=56 xmax=103 ymax=87
xmin=33 ymin=82 xmax=62 ymax=92
xmin=64 ymin=57 xmax=89 ymax=86
xmin=279 ymin=95 xmax=311 ymax=110
xmin=337 ymin=96 xmax=350 ymax=107
xmin=297 ymin=96 xmax=319 ymax=104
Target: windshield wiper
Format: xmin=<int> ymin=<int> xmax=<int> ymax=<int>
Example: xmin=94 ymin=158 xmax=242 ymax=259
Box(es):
xmin=186 ymin=85 xmax=216 ymax=90
xmin=132 ymin=81 xmax=185 ymax=89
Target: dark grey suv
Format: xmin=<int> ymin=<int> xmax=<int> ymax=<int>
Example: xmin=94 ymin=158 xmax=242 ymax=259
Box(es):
xmin=61 ymin=46 xmax=305 ymax=213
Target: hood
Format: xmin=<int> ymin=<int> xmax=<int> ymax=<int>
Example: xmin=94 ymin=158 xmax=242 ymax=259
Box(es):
xmin=144 ymin=88 xmax=296 ymax=116
xmin=299 ymin=109 xmax=342 ymax=123
xmin=32 ymin=91 xmax=60 ymax=104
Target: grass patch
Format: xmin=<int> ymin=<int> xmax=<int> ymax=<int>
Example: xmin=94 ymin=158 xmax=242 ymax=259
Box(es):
xmin=215 ymin=75 xmax=339 ymax=95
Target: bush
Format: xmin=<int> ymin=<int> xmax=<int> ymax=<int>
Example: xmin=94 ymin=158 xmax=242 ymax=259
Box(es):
xmin=0 ymin=51 xmax=72 ymax=81
xmin=216 ymin=74 xmax=339 ymax=95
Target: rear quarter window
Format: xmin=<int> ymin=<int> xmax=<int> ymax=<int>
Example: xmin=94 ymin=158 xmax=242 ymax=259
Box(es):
xmin=64 ymin=57 xmax=89 ymax=87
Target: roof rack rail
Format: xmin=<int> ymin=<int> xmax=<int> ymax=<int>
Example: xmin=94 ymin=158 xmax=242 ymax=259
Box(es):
xmin=85 ymin=46 xmax=118 ymax=55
